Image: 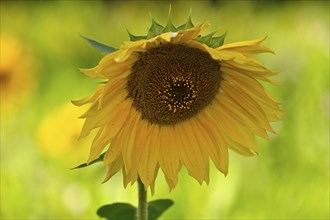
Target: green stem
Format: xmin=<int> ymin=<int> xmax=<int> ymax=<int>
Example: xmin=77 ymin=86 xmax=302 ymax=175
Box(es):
xmin=137 ymin=178 xmax=148 ymax=220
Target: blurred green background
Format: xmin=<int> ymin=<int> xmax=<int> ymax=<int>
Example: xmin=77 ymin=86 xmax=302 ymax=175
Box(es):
xmin=1 ymin=0 xmax=329 ymax=219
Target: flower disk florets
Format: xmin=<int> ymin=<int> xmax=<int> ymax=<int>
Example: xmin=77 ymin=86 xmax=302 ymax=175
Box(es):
xmin=127 ymin=44 xmax=221 ymax=125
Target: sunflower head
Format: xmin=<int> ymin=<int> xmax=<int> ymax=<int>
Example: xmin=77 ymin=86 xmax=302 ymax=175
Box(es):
xmin=128 ymin=43 xmax=221 ymax=125
xmin=73 ymin=12 xmax=283 ymax=193
xmin=0 ymin=35 xmax=36 ymax=114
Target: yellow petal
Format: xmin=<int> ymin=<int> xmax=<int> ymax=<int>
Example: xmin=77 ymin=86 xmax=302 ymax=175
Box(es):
xmin=103 ymin=100 xmax=132 ymax=139
xmin=197 ymin=110 xmax=229 ymax=174
xmin=217 ymin=36 xmax=268 ymax=50
xmin=172 ymin=22 xmax=210 ymax=44
xmin=165 ymin=125 xmax=181 ymax=180
xmin=149 ymin=165 xmax=160 ymax=194
xmin=221 ymin=81 xmax=274 ymax=132
xmin=102 ymin=157 xmax=123 ymax=183
xmin=138 ymin=124 xmax=160 ymax=188
xmin=192 ymin=110 xmax=228 ymax=173
xmin=79 ymin=101 xmax=99 ymax=119
xmin=211 ymin=102 xmax=259 ymax=153
xmin=98 ymin=76 xmax=128 ymax=108
xmin=130 ymin=119 xmax=151 ymax=183
xmin=88 ymin=129 xmax=110 ymax=163
xmin=114 ymin=32 xmax=174 ymax=63
xmin=79 ymin=67 xmax=102 ymax=79
xmin=81 ymin=80 xmax=127 ymax=118
xmin=186 ymin=40 xmax=251 ymax=64
xmin=86 ymin=127 xmax=107 ymax=163
xmin=227 ymin=139 xmax=255 ymax=156
xmin=176 ymin=121 xmax=205 ymax=184
xmin=158 ymin=125 xmax=180 ymax=185
xmin=222 ymin=60 xmax=278 ymax=77
xmin=80 ymin=79 xmax=126 ymax=119
xmin=189 ymin=118 xmax=210 ymax=183
xmin=103 ymin=124 xmax=125 ymax=166
xmin=216 ymin=50 xmax=251 ymax=64
xmin=223 ymin=68 xmax=284 ymax=116
xmin=217 ymin=93 xmax=269 ymax=140
xmin=122 ymin=110 xmax=140 ymax=172
xmin=71 ymin=87 xmax=103 ymax=106
xmin=79 ymin=91 xmax=127 ymax=138
xmin=122 ymin=166 xmax=131 ymax=188
xmin=87 ymin=101 xmax=132 ymax=163
xmin=228 ymin=45 xmax=274 ymax=55
xmin=97 ymin=55 xmax=138 ymax=78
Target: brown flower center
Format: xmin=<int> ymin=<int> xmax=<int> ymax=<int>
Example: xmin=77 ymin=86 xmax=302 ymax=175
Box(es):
xmin=127 ymin=43 xmax=221 ymax=125
xmin=0 ymin=69 xmax=12 ymax=87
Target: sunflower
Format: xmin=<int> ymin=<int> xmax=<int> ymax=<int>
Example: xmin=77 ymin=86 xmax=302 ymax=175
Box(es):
xmin=0 ymin=34 xmax=36 ymax=113
xmin=73 ymin=15 xmax=283 ymax=192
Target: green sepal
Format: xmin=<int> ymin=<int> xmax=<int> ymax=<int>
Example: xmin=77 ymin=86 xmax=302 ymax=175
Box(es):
xmin=126 ymin=29 xmax=147 ymax=41
xmin=97 ymin=203 xmax=136 ymax=220
xmin=71 ymin=152 xmax=105 ymax=169
xmin=209 ymin=31 xmax=227 ymax=48
xmin=162 ymin=4 xmax=177 ymax=33
xmin=196 ymin=31 xmax=217 ymax=45
xmin=134 ymin=11 xmax=227 ymax=50
xmin=147 ymin=16 xmax=164 ymax=39
xmin=80 ymin=34 xmax=117 ymax=54
xmin=196 ymin=31 xmax=227 ymax=48
xmin=177 ymin=14 xmax=194 ymax=30
xmin=162 ymin=18 xmax=178 ymax=33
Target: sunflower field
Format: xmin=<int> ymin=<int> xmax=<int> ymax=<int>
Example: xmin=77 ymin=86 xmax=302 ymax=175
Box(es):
xmin=1 ymin=1 xmax=329 ymax=219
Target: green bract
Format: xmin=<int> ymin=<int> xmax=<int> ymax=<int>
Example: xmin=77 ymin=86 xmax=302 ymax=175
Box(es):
xmin=81 ymin=13 xmax=227 ymax=55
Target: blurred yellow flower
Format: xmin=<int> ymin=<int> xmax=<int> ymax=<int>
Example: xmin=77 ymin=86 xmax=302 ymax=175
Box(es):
xmin=74 ymin=18 xmax=284 ymax=191
xmin=37 ymin=103 xmax=90 ymax=166
xmin=0 ymin=35 xmax=36 ymax=113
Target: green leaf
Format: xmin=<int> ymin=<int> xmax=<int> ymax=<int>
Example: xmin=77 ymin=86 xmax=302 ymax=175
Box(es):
xmin=148 ymin=199 xmax=174 ymax=220
xmin=71 ymin=152 xmax=105 ymax=169
xmin=147 ymin=16 xmax=164 ymax=39
xmin=97 ymin=203 xmax=136 ymax=220
xmin=96 ymin=199 xmax=174 ymax=220
xmin=209 ymin=32 xmax=227 ymax=48
xmin=126 ymin=29 xmax=147 ymax=41
xmin=80 ymin=34 xmax=117 ymax=54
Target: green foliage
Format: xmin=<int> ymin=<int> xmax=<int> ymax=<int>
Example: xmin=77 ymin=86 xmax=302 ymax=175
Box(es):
xmin=148 ymin=199 xmax=174 ymax=220
xmin=127 ymin=29 xmax=147 ymax=41
xmin=177 ymin=14 xmax=194 ymax=30
xmin=80 ymin=34 xmax=117 ymax=54
xmin=147 ymin=16 xmax=165 ymax=39
xmin=196 ymin=31 xmax=217 ymax=44
xmin=97 ymin=199 xmax=174 ymax=220
xmin=80 ymin=10 xmax=226 ymax=50
xmin=162 ymin=18 xmax=178 ymax=33
xmin=71 ymin=153 xmax=105 ymax=169
xmin=196 ymin=31 xmax=227 ymax=48
xmin=127 ymin=12 xmax=226 ymax=48
xmin=209 ymin=32 xmax=227 ymax=48
xmin=97 ymin=203 xmax=136 ymax=220
xmin=2 ymin=1 xmax=329 ymax=219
